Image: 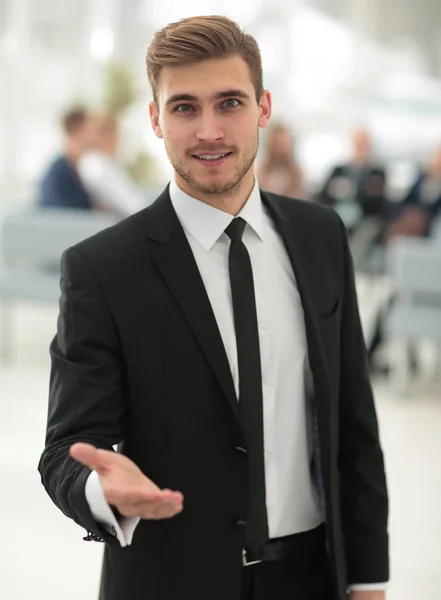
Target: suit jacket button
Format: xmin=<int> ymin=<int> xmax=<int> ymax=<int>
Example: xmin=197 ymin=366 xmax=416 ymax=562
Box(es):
xmin=236 ymin=519 xmax=247 ymax=527
xmin=235 ymin=446 xmax=248 ymax=454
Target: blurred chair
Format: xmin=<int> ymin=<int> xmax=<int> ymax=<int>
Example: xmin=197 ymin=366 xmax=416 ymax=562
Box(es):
xmin=0 ymin=207 xmax=117 ymax=361
xmin=384 ymin=237 xmax=441 ymax=391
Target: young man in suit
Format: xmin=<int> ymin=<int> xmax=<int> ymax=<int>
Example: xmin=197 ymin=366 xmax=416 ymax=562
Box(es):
xmin=38 ymin=15 xmax=389 ymax=600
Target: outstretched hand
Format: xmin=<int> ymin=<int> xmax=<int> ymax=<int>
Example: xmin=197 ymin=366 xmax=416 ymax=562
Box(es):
xmin=70 ymin=443 xmax=184 ymax=520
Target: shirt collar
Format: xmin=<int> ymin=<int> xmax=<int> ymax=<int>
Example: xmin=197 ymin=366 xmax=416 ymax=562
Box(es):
xmin=169 ymin=177 xmax=265 ymax=251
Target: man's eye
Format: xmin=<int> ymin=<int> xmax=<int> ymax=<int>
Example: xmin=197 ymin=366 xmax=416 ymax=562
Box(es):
xmin=223 ymin=99 xmax=240 ymax=108
xmin=176 ymin=104 xmax=194 ymax=113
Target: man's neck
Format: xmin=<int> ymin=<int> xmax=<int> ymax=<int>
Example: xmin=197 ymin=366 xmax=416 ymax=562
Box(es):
xmin=65 ymin=141 xmax=84 ymax=165
xmin=96 ymin=146 xmax=115 ymax=158
xmin=175 ymin=172 xmax=255 ymax=216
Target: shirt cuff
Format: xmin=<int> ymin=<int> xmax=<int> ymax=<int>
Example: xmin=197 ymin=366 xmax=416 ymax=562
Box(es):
xmin=348 ymin=583 xmax=389 ymax=591
xmin=84 ymin=470 xmax=140 ymax=547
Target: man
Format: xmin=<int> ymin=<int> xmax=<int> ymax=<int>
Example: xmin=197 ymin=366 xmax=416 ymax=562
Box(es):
xmin=38 ymin=15 xmax=389 ymax=600
xmin=78 ymin=114 xmax=148 ymax=217
xmin=387 ymin=144 xmax=441 ymax=242
xmin=37 ymin=107 xmax=95 ymax=210
xmin=316 ymin=127 xmax=388 ymax=228
xmin=258 ymin=122 xmax=305 ymax=199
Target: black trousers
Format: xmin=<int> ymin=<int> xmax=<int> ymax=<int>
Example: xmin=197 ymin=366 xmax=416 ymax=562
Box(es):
xmin=240 ymin=527 xmax=335 ymax=600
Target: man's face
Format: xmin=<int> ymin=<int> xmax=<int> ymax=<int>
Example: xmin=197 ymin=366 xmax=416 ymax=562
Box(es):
xmin=352 ymin=129 xmax=372 ymax=163
xmin=72 ymin=118 xmax=98 ymax=152
xmin=149 ymin=55 xmax=271 ymax=199
xmin=93 ymin=118 xmax=119 ymax=156
xmin=271 ymin=129 xmax=293 ymax=161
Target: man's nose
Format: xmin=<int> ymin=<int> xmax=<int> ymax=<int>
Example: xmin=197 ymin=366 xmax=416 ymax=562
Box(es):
xmin=196 ymin=111 xmax=224 ymax=142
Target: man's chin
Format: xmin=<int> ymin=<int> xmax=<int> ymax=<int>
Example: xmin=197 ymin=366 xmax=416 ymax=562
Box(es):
xmin=183 ymin=176 xmax=233 ymax=196
xmin=197 ymin=183 xmax=238 ymax=196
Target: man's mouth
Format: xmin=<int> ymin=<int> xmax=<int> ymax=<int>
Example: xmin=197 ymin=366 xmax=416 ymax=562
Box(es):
xmin=192 ymin=152 xmax=233 ymax=167
xmin=192 ymin=152 xmax=232 ymax=161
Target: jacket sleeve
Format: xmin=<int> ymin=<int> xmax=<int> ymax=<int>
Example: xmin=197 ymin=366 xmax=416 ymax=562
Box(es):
xmin=38 ymin=246 xmax=125 ymax=546
xmin=337 ymin=217 xmax=389 ymax=583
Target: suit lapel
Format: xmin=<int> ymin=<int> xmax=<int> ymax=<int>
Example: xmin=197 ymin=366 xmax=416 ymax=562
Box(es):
xmin=146 ymin=189 xmax=240 ymax=425
xmin=144 ymin=187 xmax=332 ymax=430
xmin=261 ymin=192 xmax=331 ymax=421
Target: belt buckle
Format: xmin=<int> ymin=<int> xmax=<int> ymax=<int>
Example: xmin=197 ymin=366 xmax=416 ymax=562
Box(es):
xmin=242 ymin=548 xmax=262 ymax=567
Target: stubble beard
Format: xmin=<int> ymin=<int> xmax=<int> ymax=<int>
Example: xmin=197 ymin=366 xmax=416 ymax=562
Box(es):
xmin=165 ymin=130 xmax=259 ymax=198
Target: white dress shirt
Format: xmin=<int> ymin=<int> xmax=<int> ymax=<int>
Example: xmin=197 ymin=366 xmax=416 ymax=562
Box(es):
xmin=85 ymin=177 xmax=386 ymax=592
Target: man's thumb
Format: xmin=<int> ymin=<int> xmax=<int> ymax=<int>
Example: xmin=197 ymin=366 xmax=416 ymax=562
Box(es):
xmin=70 ymin=443 xmax=111 ymax=474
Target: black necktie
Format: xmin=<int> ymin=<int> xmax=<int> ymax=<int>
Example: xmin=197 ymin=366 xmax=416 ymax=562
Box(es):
xmin=225 ymin=217 xmax=268 ymax=552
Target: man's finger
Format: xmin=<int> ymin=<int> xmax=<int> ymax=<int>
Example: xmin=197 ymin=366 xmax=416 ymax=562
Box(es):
xmin=119 ymin=502 xmax=183 ymax=520
xmin=70 ymin=443 xmax=111 ymax=474
xmin=132 ymin=491 xmax=183 ymax=507
xmin=109 ymin=488 xmax=175 ymax=507
xmin=162 ymin=489 xmax=184 ymax=502
xmin=110 ymin=491 xmax=182 ymax=514
xmin=140 ymin=504 xmax=183 ymax=520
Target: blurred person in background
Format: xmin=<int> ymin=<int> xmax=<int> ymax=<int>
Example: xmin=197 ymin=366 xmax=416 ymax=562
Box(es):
xmin=367 ymin=146 xmax=441 ymax=373
xmin=37 ymin=107 xmax=95 ymax=210
xmin=258 ymin=122 xmax=305 ymax=198
xmin=78 ymin=113 xmax=147 ymax=217
xmin=369 ymin=146 xmax=441 ymax=376
xmin=316 ymin=127 xmax=388 ymax=230
xmin=386 ymin=144 xmax=441 ymax=242
xmin=38 ymin=15 xmax=388 ymax=600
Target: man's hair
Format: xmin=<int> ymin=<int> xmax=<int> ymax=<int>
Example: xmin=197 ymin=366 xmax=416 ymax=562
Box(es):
xmin=61 ymin=108 xmax=88 ymax=135
xmin=146 ymin=15 xmax=263 ymax=106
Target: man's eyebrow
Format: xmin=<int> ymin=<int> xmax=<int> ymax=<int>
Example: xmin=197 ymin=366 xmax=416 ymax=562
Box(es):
xmin=213 ymin=89 xmax=251 ymax=100
xmin=165 ymin=89 xmax=251 ymax=107
xmin=165 ymin=93 xmax=198 ymax=107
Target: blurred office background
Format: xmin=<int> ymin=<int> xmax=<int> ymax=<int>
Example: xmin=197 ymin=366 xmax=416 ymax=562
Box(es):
xmin=1 ymin=1 xmax=441 ymax=598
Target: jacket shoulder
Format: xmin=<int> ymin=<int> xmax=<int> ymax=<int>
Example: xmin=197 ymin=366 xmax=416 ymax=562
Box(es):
xmin=264 ymin=191 xmax=342 ymax=229
xmin=72 ymin=204 xmax=154 ymax=262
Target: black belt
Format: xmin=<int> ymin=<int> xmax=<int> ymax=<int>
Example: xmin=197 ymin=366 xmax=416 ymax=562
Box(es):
xmin=242 ymin=523 xmax=325 ymax=567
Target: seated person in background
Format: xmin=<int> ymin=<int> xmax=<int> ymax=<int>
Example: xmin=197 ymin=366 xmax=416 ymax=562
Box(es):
xmin=316 ymin=127 xmax=388 ymax=224
xmin=258 ymin=122 xmax=305 ymax=199
xmin=38 ymin=107 xmax=94 ymax=210
xmin=386 ymin=145 xmax=441 ymax=242
xmin=78 ymin=114 xmax=147 ymax=217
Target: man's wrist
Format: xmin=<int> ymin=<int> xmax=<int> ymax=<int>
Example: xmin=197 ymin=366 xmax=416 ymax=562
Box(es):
xmin=348 ymin=592 xmax=385 ymax=599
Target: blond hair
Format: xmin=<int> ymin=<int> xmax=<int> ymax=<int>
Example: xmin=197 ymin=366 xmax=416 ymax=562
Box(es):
xmin=146 ymin=15 xmax=263 ymax=106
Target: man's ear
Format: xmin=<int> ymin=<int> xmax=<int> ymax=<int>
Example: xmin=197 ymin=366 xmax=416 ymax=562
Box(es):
xmin=149 ymin=102 xmax=163 ymax=139
xmin=258 ymin=90 xmax=272 ymax=129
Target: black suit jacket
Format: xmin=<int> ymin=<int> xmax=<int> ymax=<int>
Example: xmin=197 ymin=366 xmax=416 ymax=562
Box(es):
xmin=38 ymin=187 xmax=389 ymax=600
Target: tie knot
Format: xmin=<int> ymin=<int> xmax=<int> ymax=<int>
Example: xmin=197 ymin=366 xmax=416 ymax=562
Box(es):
xmin=225 ymin=217 xmax=246 ymax=242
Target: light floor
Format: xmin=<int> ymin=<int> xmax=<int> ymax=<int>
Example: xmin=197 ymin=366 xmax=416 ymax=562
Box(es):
xmin=1 ymin=302 xmax=440 ymax=600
